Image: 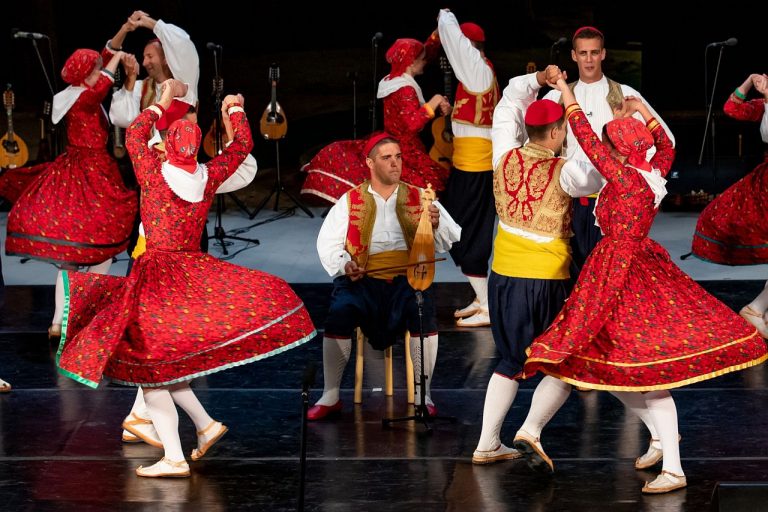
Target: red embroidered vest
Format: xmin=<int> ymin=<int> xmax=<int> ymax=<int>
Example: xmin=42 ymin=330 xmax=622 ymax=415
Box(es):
xmin=451 ymin=59 xmax=499 ymax=128
xmin=493 ymin=143 xmax=572 ymax=239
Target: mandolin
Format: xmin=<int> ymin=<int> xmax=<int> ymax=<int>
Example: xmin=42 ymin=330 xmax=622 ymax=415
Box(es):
xmin=428 ymin=56 xmax=454 ymax=170
xmin=259 ymin=64 xmax=287 ymax=140
xmin=0 ymin=84 xmax=29 ymax=168
xmin=407 ymin=184 xmax=437 ymax=292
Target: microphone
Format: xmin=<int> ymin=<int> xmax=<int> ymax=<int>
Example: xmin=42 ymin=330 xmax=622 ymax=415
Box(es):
xmin=552 ymin=36 xmax=568 ymax=47
xmin=302 ymin=363 xmax=317 ymax=393
xmin=206 ymin=42 xmax=222 ymax=51
xmin=12 ymin=29 xmax=46 ymax=40
xmin=372 ymin=32 xmax=383 ymax=43
xmin=707 ymin=37 xmax=737 ymax=47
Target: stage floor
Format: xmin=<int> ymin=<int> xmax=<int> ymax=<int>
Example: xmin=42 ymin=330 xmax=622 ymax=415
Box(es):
xmin=1 ymin=282 xmax=767 ymax=510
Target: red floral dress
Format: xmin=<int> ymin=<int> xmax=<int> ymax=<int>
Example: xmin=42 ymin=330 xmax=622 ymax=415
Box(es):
xmin=56 ymin=106 xmax=317 ymax=388
xmin=301 ymin=86 xmax=449 ymax=202
xmin=522 ymin=110 xmax=767 ymax=391
xmin=691 ymin=96 xmax=768 ymax=265
xmin=0 ymin=73 xmax=138 ymax=265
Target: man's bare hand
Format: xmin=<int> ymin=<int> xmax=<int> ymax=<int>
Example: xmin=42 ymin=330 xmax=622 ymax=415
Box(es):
xmin=345 ymin=261 xmax=364 ymax=281
xmin=428 ymin=204 xmax=440 ymax=229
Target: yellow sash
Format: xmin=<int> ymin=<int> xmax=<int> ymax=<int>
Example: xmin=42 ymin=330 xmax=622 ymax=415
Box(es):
xmin=452 ymin=137 xmax=493 ymax=172
xmin=365 ymin=250 xmax=410 ymax=280
xmin=131 ymin=234 xmax=147 ymax=260
xmin=491 ymin=227 xmax=571 ymax=279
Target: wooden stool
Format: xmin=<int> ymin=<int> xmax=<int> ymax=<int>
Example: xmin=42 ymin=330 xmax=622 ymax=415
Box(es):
xmin=353 ymin=329 xmax=414 ymax=404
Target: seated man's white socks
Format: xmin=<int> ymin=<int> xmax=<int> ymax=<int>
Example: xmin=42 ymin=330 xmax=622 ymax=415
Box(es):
xmin=307 ymin=336 xmax=351 ymax=420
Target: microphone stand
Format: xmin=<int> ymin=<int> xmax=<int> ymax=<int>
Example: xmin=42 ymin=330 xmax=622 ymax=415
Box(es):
xmin=26 ymin=36 xmax=62 ymax=158
xmin=348 ymin=70 xmax=358 ymax=139
xmin=549 ymin=43 xmax=560 ymax=65
xmin=298 ymin=364 xmax=316 ymax=512
xmin=370 ymin=36 xmax=380 ymax=133
xmin=207 ymin=46 xmax=260 ymax=255
xmin=698 ymin=45 xmax=726 ymax=185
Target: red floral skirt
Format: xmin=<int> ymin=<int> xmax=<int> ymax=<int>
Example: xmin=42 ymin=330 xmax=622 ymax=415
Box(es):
xmin=691 ymin=160 xmax=768 ymax=265
xmin=56 ymin=249 xmax=317 ymax=387
xmin=523 ymin=237 xmax=767 ymax=391
xmin=0 ymin=162 xmax=49 ymax=204
xmin=4 ymin=147 xmax=137 ymax=266
xmin=301 ymin=138 xmax=449 ymax=203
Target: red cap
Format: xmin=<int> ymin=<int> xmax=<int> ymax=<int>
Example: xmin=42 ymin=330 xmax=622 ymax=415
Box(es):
xmin=460 ymin=22 xmax=485 ymax=43
xmin=573 ymin=26 xmax=604 ymax=41
xmin=524 ymin=100 xmax=564 ymax=126
xmin=363 ymin=132 xmax=397 ymax=157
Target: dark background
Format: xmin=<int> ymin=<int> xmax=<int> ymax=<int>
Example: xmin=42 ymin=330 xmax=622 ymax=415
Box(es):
xmin=2 ymin=0 xmax=766 ymax=193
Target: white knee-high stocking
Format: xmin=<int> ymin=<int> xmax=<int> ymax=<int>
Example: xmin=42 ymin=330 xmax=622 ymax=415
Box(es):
xmin=142 ymin=388 xmax=185 ymax=461
xmin=410 ymin=334 xmax=438 ymax=405
xmin=169 ymin=383 xmax=214 ymax=432
xmin=611 ymin=391 xmax=659 ymax=442
xmin=467 ymin=276 xmax=488 ymax=309
xmin=130 ymin=387 xmax=149 ymax=418
xmin=645 ymin=390 xmax=684 ymax=475
xmin=518 ymin=375 xmax=571 ymax=439
xmin=87 ymin=258 xmax=112 ymax=275
xmin=316 ymin=336 xmax=352 ymax=406
xmin=52 ymin=270 xmax=65 ymax=326
xmin=475 ymin=373 xmax=519 ymax=451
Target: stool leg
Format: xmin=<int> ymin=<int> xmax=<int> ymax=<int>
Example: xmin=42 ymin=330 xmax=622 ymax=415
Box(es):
xmin=384 ymin=346 xmax=393 ymax=396
xmin=354 ymin=329 xmax=364 ymax=404
xmin=405 ymin=332 xmax=414 ymax=404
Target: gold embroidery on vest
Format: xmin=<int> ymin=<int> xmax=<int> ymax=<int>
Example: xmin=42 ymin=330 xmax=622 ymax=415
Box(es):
xmin=346 ymin=182 xmax=421 ymax=269
xmin=494 ymin=143 xmax=572 ymax=239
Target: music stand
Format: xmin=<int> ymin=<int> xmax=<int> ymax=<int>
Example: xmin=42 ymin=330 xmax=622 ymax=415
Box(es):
xmin=206 ymin=45 xmax=260 ymax=255
xmin=250 ymin=64 xmax=314 ymax=219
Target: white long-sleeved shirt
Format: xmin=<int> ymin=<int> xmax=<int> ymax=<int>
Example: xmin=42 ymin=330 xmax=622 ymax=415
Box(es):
xmin=492 ymin=73 xmax=675 ymax=171
xmin=437 ymin=9 xmax=494 ymax=140
xmin=317 ymin=185 xmax=462 ymax=277
xmin=761 ymin=105 xmax=768 ymax=143
xmin=109 ymin=20 xmax=199 ymax=128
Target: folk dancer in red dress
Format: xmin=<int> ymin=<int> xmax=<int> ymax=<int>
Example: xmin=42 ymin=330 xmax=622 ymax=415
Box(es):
xmin=434 ymin=10 xmax=500 ymax=327
xmin=691 ymin=73 xmax=768 ymax=266
xmin=307 ymin=132 xmax=461 ymax=420
xmin=0 ymin=48 xmax=138 ymax=339
xmin=517 ymin=74 xmax=767 ymax=494
xmin=471 ymin=70 xmax=603 ymax=465
xmin=104 ymin=11 xmax=259 ymax=448
xmin=56 ymin=80 xmax=316 ymax=477
xmin=300 ymin=38 xmax=451 ymax=203
xmin=689 ymin=73 xmax=768 ymax=338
